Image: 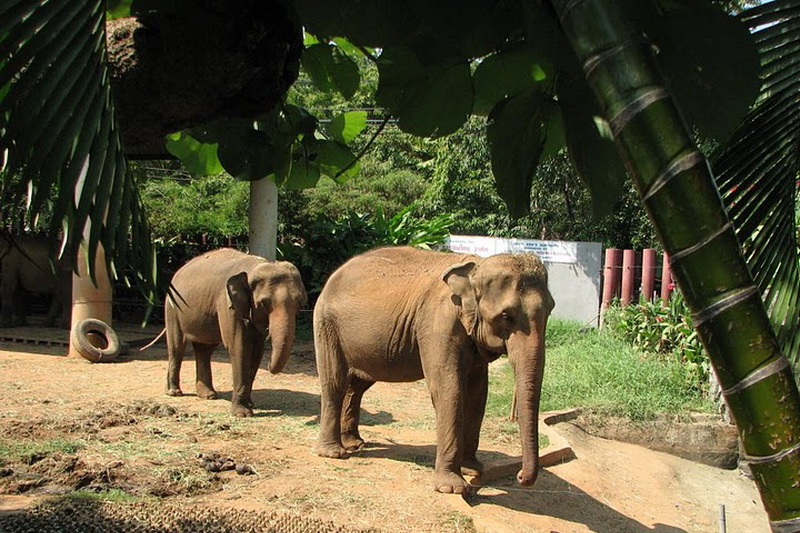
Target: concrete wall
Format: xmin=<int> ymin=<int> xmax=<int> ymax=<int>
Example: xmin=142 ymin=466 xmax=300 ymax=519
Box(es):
xmin=445 ymin=236 xmax=603 ymax=327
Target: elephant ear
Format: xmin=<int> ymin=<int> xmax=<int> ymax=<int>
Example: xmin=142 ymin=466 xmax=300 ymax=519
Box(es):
xmin=226 ymin=271 xmax=252 ymax=322
xmin=441 ymin=261 xmax=478 ymax=336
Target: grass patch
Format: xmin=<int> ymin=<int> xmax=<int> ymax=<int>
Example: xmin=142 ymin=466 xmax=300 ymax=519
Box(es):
xmin=0 ymin=438 xmax=83 ymax=463
xmin=439 ymin=511 xmax=477 ymax=533
xmin=488 ymin=319 xmax=715 ymax=422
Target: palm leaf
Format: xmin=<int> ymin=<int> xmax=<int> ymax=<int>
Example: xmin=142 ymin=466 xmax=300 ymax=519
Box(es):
xmin=0 ymin=0 xmax=157 ymax=294
xmin=713 ymin=0 xmax=800 ymax=371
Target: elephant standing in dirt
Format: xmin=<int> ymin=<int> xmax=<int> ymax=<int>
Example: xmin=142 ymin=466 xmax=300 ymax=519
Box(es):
xmin=165 ymin=248 xmax=307 ymax=417
xmin=314 ymin=246 xmax=554 ymax=494
xmin=0 ymin=234 xmax=72 ymax=328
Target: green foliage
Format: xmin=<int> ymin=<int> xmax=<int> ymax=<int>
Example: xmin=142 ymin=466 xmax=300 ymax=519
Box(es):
xmin=296 ymin=168 xmax=428 ymax=221
xmin=416 ymin=117 xmax=658 ymax=248
xmin=487 ymin=319 xmax=715 ymax=422
xmin=139 ymin=171 xmax=249 ymax=241
xmin=602 ymin=292 xmax=709 ymax=392
xmin=278 ymin=205 xmax=452 ymax=299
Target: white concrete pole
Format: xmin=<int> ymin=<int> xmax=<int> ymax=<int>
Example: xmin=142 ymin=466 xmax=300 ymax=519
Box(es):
xmin=248 ymin=177 xmax=278 ymax=260
xmin=68 ymin=242 xmax=113 ymax=358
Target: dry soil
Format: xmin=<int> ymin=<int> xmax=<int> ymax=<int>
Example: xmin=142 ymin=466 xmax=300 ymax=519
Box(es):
xmin=0 ymin=323 xmax=770 ymax=533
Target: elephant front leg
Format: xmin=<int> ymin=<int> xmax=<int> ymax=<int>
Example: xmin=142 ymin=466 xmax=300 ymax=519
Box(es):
xmin=428 ymin=378 xmax=472 ymax=494
xmin=461 ymin=363 xmax=488 ymax=478
xmin=192 ymin=342 xmax=218 ymax=400
xmin=230 ymin=354 xmax=255 ymax=418
xmin=229 ymin=336 xmax=265 ymax=417
xmin=340 ymin=375 xmax=375 ymax=451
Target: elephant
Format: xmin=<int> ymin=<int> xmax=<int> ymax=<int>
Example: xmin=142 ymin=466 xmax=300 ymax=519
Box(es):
xmin=0 ymin=234 xmax=72 ymax=328
xmin=164 ymin=248 xmax=307 ymax=417
xmin=313 ymin=246 xmax=555 ymax=494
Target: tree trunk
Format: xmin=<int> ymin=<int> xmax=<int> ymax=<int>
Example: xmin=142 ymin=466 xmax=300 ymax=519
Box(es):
xmin=551 ymin=0 xmax=800 ymax=529
xmin=106 ymin=0 xmax=302 ymax=156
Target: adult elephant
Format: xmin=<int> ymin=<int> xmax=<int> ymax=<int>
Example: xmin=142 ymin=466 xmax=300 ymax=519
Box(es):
xmin=0 ymin=234 xmax=72 ymax=328
xmin=314 ymin=246 xmax=555 ymax=494
xmin=165 ymin=248 xmax=307 ymax=417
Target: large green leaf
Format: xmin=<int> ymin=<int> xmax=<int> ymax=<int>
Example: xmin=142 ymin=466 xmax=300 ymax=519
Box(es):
xmin=301 ymin=42 xmax=360 ymax=99
xmin=376 ymin=46 xmax=472 ymax=137
xmin=165 ymin=132 xmax=223 ymax=175
xmin=487 ymin=89 xmax=550 ymax=218
xmin=557 ymin=75 xmax=628 ymax=217
xmin=315 ymin=139 xmax=360 ymax=183
xmin=326 ymin=110 xmax=368 ymax=144
xmin=648 ymin=6 xmax=760 ymax=143
xmin=472 ymin=42 xmax=551 ymax=116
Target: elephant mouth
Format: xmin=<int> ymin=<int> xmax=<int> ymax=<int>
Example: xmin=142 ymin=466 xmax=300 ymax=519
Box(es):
xmin=479 ymin=346 xmax=505 ymax=363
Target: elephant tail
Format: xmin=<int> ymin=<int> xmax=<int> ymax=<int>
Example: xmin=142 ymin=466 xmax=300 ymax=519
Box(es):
xmin=138 ymin=328 xmax=166 ymax=351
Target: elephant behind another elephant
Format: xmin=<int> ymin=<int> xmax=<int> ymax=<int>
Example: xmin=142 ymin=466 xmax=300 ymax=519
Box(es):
xmin=0 ymin=234 xmax=72 ymax=328
xmin=314 ymin=246 xmax=554 ymax=494
xmin=164 ymin=248 xmax=307 ymax=417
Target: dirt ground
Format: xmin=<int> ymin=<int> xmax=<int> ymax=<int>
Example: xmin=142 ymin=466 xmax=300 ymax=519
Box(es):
xmin=0 ymin=323 xmax=770 ymax=533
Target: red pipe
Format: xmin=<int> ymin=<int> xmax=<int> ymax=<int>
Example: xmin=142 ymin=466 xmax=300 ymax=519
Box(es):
xmin=621 ymin=249 xmax=636 ymax=306
xmin=641 ymin=248 xmax=656 ymax=302
xmin=661 ymin=252 xmax=673 ymax=304
xmin=602 ymin=248 xmax=622 ymax=310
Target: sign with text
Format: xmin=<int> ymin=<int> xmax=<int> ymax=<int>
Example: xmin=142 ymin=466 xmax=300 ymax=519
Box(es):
xmin=445 ymin=235 xmax=578 ymax=264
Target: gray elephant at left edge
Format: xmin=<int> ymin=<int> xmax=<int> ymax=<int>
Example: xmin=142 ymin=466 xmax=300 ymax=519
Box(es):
xmin=165 ymin=248 xmax=307 ymax=417
xmin=0 ymin=234 xmax=72 ymax=328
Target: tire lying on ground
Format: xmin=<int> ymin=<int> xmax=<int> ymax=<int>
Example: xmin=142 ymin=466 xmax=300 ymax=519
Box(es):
xmin=71 ymin=318 xmax=121 ymax=363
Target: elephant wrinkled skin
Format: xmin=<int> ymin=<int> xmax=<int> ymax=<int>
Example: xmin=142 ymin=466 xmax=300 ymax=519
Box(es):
xmin=0 ymin=234 xmax=72 ymax=328
xmin=165 ymin=248 xmax=307 ymax=417
xmin=314 ymin=246 xmax=554 ymax=494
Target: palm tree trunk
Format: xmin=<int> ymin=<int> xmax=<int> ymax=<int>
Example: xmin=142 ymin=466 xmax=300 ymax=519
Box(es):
xmin=550 ymin=0 xmax=800 ymax=528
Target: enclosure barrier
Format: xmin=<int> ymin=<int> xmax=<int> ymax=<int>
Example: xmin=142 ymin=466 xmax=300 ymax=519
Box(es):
xmin=600 ymin=248 xmax=674 ymax=324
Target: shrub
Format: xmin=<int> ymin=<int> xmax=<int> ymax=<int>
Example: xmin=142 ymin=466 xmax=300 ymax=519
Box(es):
xmin=278 ymin=204 xmax=453 ymax=300
xmin=602 ymin=291 xmax=709 ymax=394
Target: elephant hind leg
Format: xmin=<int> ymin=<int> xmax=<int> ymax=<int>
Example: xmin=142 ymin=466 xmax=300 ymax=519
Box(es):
xmin=165 ymin=318 xmax=187 ymax=397
xmin=314 ymin=320 xmax=349 ymax=459
xmin=341 ymin=375 xmax=375 ymax=451
xmin=193 ymin=342 xmax=218 ymax=400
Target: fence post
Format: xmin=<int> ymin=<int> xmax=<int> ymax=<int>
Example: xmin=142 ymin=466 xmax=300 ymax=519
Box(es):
xmin=621 ymin=249 xmax=636 ymax=306
xmin=641 ymin=248 xmax=656 ymax=302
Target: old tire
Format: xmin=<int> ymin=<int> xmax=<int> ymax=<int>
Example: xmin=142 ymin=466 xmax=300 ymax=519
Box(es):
xmin=71 ymin=319 xmax=121 ymax=363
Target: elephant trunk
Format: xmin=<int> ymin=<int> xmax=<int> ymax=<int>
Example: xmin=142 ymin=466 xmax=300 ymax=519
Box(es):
xmin=268 ymin=308 xmax=296 ymax=374
xmin=509 ymin=330 xmax=546 ymax=487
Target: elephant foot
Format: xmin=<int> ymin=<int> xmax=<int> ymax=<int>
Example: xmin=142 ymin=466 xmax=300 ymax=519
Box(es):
xmin=341 ymin=432 xmax=365 ymax=452
xmin=196 ymin=384 xmax=218 ymax=400
xmin=432 ymin=470 xmax=473 ymax=495
xmin=317 ymin=442 xmax=349 ymax=459
xmin=166 ymin=387 xmax=183 ymax=397
xmin=460 ymin=457 xmax=484 ymax=477
xmin=231 ymin=404 xmax=254 ymax=418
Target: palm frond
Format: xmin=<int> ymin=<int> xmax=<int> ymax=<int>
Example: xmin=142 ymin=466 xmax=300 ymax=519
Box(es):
xmin=0 ymin=0 xmax=157 ymax=295
xmin=714 ymin=0 xmax=800 ymax=369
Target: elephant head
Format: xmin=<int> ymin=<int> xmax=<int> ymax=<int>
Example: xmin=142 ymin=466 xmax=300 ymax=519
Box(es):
xmin=226 ymin=260 xmax=307 ymax=374
xmin=443 ymin=253 xmax=555 ymax=487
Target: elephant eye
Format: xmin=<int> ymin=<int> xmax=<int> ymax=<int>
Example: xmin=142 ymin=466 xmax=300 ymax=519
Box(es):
xmin=498 ymin=311 xmax=514 ymax=325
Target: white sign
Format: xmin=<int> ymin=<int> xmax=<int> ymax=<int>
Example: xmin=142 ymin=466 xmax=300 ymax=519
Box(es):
xmin=445 ymin=235 xmax=578 ymax=264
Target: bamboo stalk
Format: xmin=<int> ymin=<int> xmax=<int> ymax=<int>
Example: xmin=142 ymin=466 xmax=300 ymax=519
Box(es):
xmin=551 ymin=0 xmax=800 ymax=528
